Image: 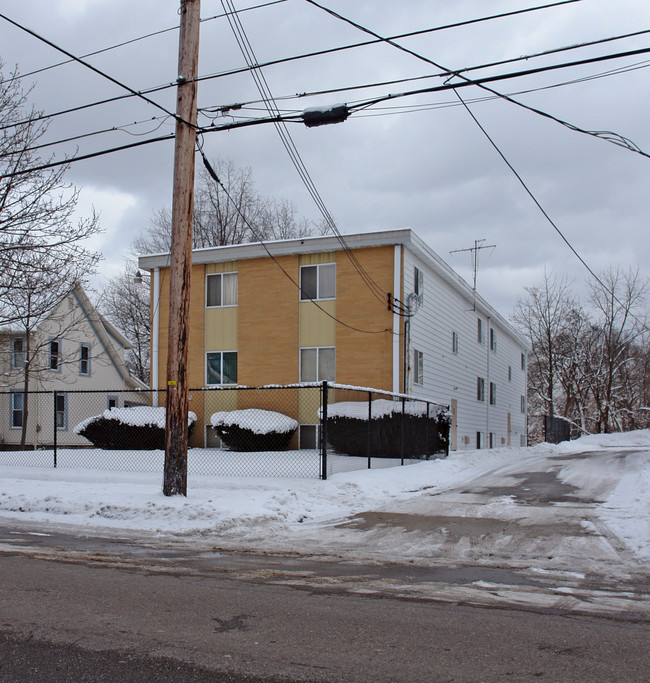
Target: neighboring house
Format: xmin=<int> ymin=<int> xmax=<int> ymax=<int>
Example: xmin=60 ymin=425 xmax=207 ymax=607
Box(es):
xmin=0 ymin=284 xmax=148 ymax=449
xmin=139 ymin=229 xmax=529 ymax=450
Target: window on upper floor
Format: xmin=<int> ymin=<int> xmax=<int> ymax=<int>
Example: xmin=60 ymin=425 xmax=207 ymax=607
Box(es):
xmin=10 ymin=392 xmax=24 ymax=429
xmin=521 ymin=352 xmax=527 ymax=371
xmin=11 ymin=337 xmax=25 ymax=369
xmin=490 ymin=328 xmax=497 ymax=352
xmin=521 ymin=395 xmax=527 ymax=413
xmin=79 ymin=344 xmax=91 ymax=376
xmin=413 ymin=349 xmax=424 ymax=385
xmin=508 ymin=365 xmax=512 ymax=382
xmin=452 ymin=331 xmax=459 ymax=355
xmin=490 ymin=382 xmax=497 ymax=405
xmin=300 ymin=263 xmax=336 ymax=301
xmin=206 ymin=272 xmax=238 ymax=308
xmin=414 ymin=266 xmax=423 ymax=302
xmin=300 ymin=347 xmax=335 ymax=382
xmin=477 ymin=376 xmax=485 ymax=402
xmin=49 ymin=340 xmax=60 ymax=371
xmin=206 ymin=351 xmax=238 ymax=385
xmin=477 ymin=318 xmax=484 ymax=344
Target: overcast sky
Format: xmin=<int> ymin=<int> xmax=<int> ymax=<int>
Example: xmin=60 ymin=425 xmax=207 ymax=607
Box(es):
xmin=2 ymin=0 xmax=649 ymax=317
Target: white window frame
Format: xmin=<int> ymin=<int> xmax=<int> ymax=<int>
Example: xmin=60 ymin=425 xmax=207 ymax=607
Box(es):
xmin=11 ymin=337 xmax=26 ymax=370
xmin=521 ymin=395 xmax=527 ymax=414
xmin=79 ymin=343 xmax=91 ymax=376
xmin=477 ymin=376 xmax=485 ymax=402
xmin=55 ymin=393 xmax=68 ymax=431
xmin=49 ymin=339 xmax=61 ymax=372
xmin=10 ymin=392 xmax=24 ymax=429
xmin=299 ymin=424 xmax=321 ymax=450
xmin=205 ymin=351 xmax=238 ymax=386
xmin=490 ymin=328 xmax=497 ymax=352
xmin=206 ymin=272 xmax=238 ymax=308
xmin=489 ymin=382 xmax=496 ymax=405
xmin=521 ymin=353 xmax=527 ymax=371
xmin=299 ymin=263 xmax=336 ymax=301
xmin=413 ymin=349 xmax=423 ymax=385
xmin=477 ymin=319 xmax=484 ymax=344
xmin=300 ymin=346 xmax=335 ymax=383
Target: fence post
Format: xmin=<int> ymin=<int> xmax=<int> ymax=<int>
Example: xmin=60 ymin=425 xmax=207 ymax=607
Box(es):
xmin=401 ymin=397 xmax=405 ymax=466
xmin=321 ymin=381 xmax=328 ymax=480
xmin=53 ymin=390 xmax=58 ymax=468
xmin=367 ymin=391 xmax=372 ymax=469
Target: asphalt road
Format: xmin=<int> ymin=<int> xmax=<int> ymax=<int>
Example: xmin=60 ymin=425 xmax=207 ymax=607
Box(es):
xmin=0 ymin=444 xmax=648 ymax=681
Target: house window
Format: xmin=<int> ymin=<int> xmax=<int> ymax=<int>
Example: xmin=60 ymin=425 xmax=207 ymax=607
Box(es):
xmin=79 ymin=344 xmax=91 ymax=375
xmin=300 ymin=263 xmax=336 ymax=301
xmin=477 ymin=377 xmax=485 ymax=402
xmin=452 ymin=331 xmax=459 ymax=355
xmin=508 ymin=366 xmax=512 ymax=382
xmin=476 ymin=432 xmax=482 ymax=449
xmin=10 ymin=392 xmax=24 ymax=429
xmin=55 ymin=393 xmax=67 ymax=430
xmin=11 ymin=338 xmax=25 ymax=369
xmin=490 ymin=328 xmax=497 ymax=352
xmin=49 ymin=340 xmax=60 ymax=371
xmin=300 ymin=347 xmax=335 ymax=382
xmin=206 ymin=351 xmax=238 ymax=385
xmin=489 ymin=432 xmax=496 ymax=449
xmin=414 ymin=266 xmax=423 ymax=301
xmin=299 ymin=424 xmax=320 ymax=450
xmin=490 ymin=382 xmax=496 ymax=405
xmin=521 ymin=395 xmax=526 ymax=413
xmin=413 ymin=349 xmax=424 ymax=385
xmin=108 ymin=396 xmax=118 ymax=410
xmin=206 ymin=272 xmax=238 ymax=307
xmin=521 ymin=353 xmax=527 ymax=371
xmin=477 ymin=319 xmax=484 ymax=344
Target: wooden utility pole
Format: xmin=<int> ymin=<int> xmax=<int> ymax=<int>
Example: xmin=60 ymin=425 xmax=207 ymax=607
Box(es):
xmin=163 ymin=0 xmax=201 ymax=496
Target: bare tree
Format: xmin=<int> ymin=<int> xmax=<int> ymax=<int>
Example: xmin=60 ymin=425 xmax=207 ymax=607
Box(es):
xmin=0 ymin=62 xmax=101 ymax=318
xmin=99 ymin=263 xmax=151 ymax=384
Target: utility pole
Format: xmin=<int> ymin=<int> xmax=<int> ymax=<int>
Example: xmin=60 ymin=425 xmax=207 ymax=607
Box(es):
xmin=163 ymin=0 xmax=201 ymax=496
xmin=450 ymin=239 xmax=495 ymax=310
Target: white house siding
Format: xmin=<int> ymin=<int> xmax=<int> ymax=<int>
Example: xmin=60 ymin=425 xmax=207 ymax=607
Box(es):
xmin=403 ymin=247 xmax=527 ymax=450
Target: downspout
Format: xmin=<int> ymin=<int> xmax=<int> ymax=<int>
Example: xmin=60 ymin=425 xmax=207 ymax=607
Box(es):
xmin=152 ymin=267 xmax=160 ymax=406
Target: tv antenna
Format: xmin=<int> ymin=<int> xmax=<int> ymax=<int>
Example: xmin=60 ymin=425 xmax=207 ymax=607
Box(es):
xmin=450 ymin=239 xmax=496 ymax=310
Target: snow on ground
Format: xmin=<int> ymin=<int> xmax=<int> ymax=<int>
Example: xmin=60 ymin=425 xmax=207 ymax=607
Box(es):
xmin=0 ymin=431 xmax=648 ymax=561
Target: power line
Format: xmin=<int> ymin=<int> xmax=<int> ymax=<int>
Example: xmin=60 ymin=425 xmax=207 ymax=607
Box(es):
xmin=0 ymin=0 xmax=289 ymax=87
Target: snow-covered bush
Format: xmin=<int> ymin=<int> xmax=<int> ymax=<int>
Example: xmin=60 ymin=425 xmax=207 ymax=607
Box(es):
xmin=210 ymin=408 xmax=298 ymax=451
xmin=75 ymin=407 xmax=197 ymax=450
xmin=324 ymin=399 xmax=450 ymax=459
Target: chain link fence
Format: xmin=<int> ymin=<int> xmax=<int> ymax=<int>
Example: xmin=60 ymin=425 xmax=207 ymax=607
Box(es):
xmin=0 ymin=384 xmax=449 ymax=479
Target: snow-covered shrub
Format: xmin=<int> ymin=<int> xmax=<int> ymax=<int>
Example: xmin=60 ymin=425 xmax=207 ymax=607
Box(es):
xmin=75 ymin=407 xmax=197 ymax=450
xmin=324 ymin=399 xmax=450 ymax=459
xmin=210 ymin=408 xmax=298 ymax=451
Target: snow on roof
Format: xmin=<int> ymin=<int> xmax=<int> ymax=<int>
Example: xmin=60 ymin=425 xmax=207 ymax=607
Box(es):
xmin=211 ymin=409 xmax=298 ymax=435
xmin=75 ymin=406 xmax=197 ymax=434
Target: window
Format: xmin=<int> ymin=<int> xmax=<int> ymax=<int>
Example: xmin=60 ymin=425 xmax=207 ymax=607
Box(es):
xmin=490 ymin=328 xmax=497 ymax=352
xmin=508 ymin=366 xmax=512 ymax=382
xmin=477 ymin=377 xmax=485 ymax=402
xmin=108 ymin=396 xmax=118 ymax=410
xmin=489 ymin=432 xmax=496 ymax=449
xmin=521 ymin=353 xmax=527 ymax=371
xmin=300 ymin=263 xmax=336 ymax=301
xmin=414 ymin=266 xmax=423 ymax=301
xmin=476 ymin=432 xmax=482 ymax=449
xmin=299 ymin=424 xmax=320 ymax=450
xmin=49 ymin=340 xmax=60 ymax=371
xmin=521 ymin=395 xmax=526 ymax=413
xmin=520 ymin=435 xmax=527 ymax=447
xmin=10 ymin=392 xmax=24 ymax=429
xmin=11 ymin=338 xmax=25 ymax=369
xmin=452 ymin=331 xmax=459 ymax=354
xmin=490 ymin=382 xmax=496 ymax=405
xmin=477 ymin=319 xmax=484 ymax=344
xmin=206 ymin=351 xmax=238 ymax=385
xmin=300 ymin=347 xmax=335 ymax=382
xmin=55 ymin=393 xmax=67 ymax=430
xmin=206 ymin=272 xmax=238 ymax=307
xmin=413 ymin=349 xmax=424 ymax=385
xmin=79 ymin=344 xmax=91 ymax=375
